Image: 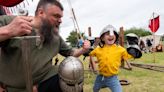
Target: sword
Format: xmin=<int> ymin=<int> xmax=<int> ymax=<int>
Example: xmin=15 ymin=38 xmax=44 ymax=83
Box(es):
xmin=12 ymin=36 xmax=40 ymax=92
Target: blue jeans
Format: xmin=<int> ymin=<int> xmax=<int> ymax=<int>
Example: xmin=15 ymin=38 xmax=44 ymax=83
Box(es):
xmin=93 ymin=75 xmax=122 ymax=92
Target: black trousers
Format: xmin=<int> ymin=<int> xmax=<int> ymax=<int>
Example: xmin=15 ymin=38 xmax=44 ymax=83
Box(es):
xmin=38 ymin=74 xmax=83 ymax=92
xmin=38 ymin=74 xmax=62 ymax=92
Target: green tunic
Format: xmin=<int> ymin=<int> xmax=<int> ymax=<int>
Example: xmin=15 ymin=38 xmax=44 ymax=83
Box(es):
xmin=0 ymin=15 xmax=74 ymax=91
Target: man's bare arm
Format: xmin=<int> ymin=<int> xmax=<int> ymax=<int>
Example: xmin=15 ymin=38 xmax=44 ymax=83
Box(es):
xmin=72 ymin=40 xmax=90 ymax=57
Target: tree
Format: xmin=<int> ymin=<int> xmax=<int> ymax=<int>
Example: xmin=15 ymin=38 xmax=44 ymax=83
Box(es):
xmin=66 ymin=31 xmax=78 ymax=47
xmin=124 ymin=27 xmax=152 ymax=37
xmin=66 ymin=30 xmax=86 ymax=47
xmin=161 ymin=34 xmax=164 ymax=41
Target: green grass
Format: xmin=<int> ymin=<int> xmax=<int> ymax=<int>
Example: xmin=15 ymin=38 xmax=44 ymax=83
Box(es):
xmin=53 ymin=52 xmax=164 ymax=92
xmin=119 ymin=67 xmax=164 ymax=92
xmin=132 ymin=52 xmax=164 ymax=64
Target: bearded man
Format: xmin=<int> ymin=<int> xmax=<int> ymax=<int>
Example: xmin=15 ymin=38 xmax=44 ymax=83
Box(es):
xmin=0 ymin=0 xmax=90 ymax=92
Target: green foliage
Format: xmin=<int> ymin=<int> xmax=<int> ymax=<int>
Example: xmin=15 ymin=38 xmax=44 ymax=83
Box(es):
xmin=66 ymin=30 xmax=86 ymax=47
xmin=161 ymin=35 xmax=164 ymax=41
xmin=66 ymin=31 xmax=78 ymax=47
xmin=124 ymin=27 xmax=152 ymax=37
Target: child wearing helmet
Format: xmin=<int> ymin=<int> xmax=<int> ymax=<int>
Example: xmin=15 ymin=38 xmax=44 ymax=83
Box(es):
xmin=89 ymin=24 xmax=133 ymax=92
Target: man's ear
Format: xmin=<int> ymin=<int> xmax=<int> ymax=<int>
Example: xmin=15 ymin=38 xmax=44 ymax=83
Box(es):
xmin=37 ymin=8 xmax=45 ymax=17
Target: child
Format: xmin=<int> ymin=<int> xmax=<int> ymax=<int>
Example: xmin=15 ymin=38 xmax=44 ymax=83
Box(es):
xmin=89 ymin=24 xmax=133 ymax=92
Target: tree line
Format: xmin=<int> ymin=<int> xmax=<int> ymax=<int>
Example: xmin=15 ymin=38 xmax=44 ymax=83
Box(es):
xmin=66 ymin=27 xmax=152 ymax=47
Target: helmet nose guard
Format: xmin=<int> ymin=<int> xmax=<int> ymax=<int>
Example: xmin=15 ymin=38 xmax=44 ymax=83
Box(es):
xmin=58 ymin=56 xmax=84 ymax=92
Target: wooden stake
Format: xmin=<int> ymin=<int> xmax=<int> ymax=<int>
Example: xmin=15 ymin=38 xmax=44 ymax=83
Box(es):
xmin=119 ymin=27 xmax=124 ymax=47
xmin=88 ymin=27 xmax=96 ymax=72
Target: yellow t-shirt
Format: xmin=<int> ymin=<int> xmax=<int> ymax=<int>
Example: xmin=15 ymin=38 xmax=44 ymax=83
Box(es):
xmin=89 ymin=44 xmax=132 ymax=77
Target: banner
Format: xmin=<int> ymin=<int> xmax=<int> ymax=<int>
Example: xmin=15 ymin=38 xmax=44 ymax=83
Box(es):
xmin=149 ymin=15 xmax=160 ymax=33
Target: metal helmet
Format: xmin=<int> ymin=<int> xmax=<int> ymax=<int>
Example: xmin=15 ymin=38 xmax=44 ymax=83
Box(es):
xmin=100 ymin=24 xmax=119 ymax=38
xmin=17 ymin=8 xmax=28 ymax=16
xmin=126 ymin=33 xmax=139 ymax=38
xmin=58 ymin=56 xmax=84 ymax=92
xmin=126 ymin=33 xmax=142 ymax=58
xmin=99 ymin=24 xmax=119 ymax=47
xmin=126 ymin=33 xmax=139 ymax=45
xmin=127 ymin=44 xmax=142 ymax=58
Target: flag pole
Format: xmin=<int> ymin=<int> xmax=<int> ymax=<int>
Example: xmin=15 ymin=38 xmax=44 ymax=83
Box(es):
xmin=149 ymin=12 xmax=160 ymax=63
xmin=152 ymin=12 xmax=156 ymax=63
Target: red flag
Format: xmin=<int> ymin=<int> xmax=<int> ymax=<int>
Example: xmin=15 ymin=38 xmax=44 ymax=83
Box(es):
xmin=149 ymin=15 xmax=160 ymax=33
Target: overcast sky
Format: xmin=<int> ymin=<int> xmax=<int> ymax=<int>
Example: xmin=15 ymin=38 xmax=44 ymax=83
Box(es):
xmin=25 ymin=0 xmax=164 ymax=40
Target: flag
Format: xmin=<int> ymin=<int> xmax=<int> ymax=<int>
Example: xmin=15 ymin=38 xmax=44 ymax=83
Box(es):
xmin=149 ymin=15 xmax=160 ymax=33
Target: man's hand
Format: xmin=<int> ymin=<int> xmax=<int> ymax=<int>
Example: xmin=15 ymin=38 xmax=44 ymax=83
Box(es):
xmin=5 ymin=16 xmax=33 ymax=37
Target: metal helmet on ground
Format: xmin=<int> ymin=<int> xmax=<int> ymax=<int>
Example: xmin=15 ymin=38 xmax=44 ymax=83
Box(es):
xmin=99 ymin=24 xmax=119 ymax=47
xmin=58 ymin=56 xmax=84 ymax=92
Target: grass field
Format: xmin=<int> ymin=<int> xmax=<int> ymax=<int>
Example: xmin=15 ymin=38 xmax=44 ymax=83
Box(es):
xmin=53 ymin=52 xmax=164 ymax=92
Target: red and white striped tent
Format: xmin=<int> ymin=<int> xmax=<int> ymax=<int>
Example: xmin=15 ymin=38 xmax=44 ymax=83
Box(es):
xmin=0 ymin=0 xmax=30 ymax=15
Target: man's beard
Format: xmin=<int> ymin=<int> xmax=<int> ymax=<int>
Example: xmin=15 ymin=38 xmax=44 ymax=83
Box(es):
xmin=39 ymin=19 xmax=56 ymax=44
